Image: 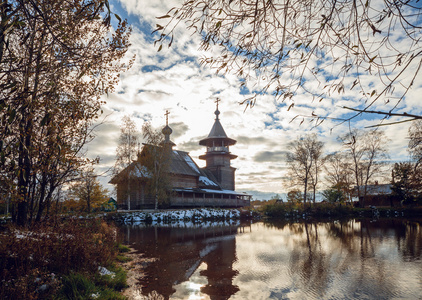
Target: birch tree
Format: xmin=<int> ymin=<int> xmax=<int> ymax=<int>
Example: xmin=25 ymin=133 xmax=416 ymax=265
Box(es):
xmin=286 ymin=133 xmax=324 ymax=205
xmin=340 ymin=129 xmax=389 ymax=207
xmin=408 ymin=120 xmax=422 ymax=167
xmin=114 ymin=116 xmax=140 ymax=173
xmin=114 ymin=115 xmax=139 ymax=210
xmin=140 ymin=122 xmax=172 ymax=210
xmin=401 ymin=120 xmax=422 ymax=202
xmin=324 ymin=152 xmax=354 ymax=202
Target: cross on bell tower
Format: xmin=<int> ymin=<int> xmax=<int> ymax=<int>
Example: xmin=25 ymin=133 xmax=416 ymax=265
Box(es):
xmin=215 ymin=98 xmax=220 ymax=113
xmin=199 ymin=99 xmax=237 ymax=190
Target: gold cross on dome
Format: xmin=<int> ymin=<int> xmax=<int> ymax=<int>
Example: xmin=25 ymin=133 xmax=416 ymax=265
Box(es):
xmin=164 ymin=110 xmax=170 ymax=126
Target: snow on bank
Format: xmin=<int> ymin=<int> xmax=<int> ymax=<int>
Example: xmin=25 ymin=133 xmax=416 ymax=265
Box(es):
xmin=112 ymin=208 xmax=250 ymax=225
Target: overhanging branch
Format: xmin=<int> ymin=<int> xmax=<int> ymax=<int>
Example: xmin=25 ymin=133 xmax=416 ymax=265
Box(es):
xmin=343 ymin=106 xmax=422 ymax=120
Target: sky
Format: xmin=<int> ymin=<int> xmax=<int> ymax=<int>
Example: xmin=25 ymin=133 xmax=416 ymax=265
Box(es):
xmin=87 ymin=0 xmax=422 ymax=200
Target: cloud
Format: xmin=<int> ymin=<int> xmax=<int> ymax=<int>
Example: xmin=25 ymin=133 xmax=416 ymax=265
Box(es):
xmin=87 ymin=1 xmax=420 ymax=195
xmin=253 ymin=151 xmax=288 ymax=163
xmin=169 ymin=122 xmax=189 ymax=139
xmin=236 ymin=135 xmax=277 ymax=147
xmin=177 ymin=137 xmax=206 ymax=152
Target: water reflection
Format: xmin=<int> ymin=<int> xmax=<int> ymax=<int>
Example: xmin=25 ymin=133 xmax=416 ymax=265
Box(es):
xmin=119 ymin=222 xmax=246 ymax=299
xmin=119 ymin=219 xmax=422 ymax=300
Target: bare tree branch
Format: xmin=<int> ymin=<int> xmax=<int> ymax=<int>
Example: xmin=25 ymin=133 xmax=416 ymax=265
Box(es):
xmin=156 ymin=0 xmax=422 ymax=124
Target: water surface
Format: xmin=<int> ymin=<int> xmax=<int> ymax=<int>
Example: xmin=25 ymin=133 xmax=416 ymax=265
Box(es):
xmin=119 ymin=219 xmax=422 ymax=299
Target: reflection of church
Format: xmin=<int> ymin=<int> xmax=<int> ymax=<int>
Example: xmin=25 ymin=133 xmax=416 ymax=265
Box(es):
xmin=121 ymin=224 xmax=243 ymax=300
xmin=111 ymin=100 xmax=251 ymax=209
xmin=200 ymin=238 xmax=240 ymax=299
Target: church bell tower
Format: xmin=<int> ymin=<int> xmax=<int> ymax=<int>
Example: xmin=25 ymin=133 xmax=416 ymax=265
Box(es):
xmin=199 ymin=99 xmax=237 ymax=190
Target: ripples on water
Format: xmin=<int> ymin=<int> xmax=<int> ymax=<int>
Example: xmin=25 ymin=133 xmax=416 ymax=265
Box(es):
xmin=118 ymin=219 xmax=422 ymax=300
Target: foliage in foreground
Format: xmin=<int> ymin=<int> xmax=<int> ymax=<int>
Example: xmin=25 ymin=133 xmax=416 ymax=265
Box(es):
xmin=56 ymin=266 xmax=127 ymax=300
xmin=0 ymin=219 xmax=127 ymax=299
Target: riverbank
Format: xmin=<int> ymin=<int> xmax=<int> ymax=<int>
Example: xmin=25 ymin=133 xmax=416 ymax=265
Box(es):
xmin=117 ymin=247 xmax=144 ymax=300
xmin=105 ymin=205 xmax=422 ymax=226
xmin=260 ymin=202 xmax=422 ymax=220
xmin=0 ymin=218 xmax=129 ymax=299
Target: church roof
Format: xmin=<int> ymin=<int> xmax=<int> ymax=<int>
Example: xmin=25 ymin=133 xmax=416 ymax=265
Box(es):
xmin=208 ymin=118 xmax=228 ymax=139
xmin=199 ymin=110 xmax=236 ymax=146
xmin=170 ymin=150 xmax=202 ymax=177
xmin=198 ymin=168 xmax=221 ymax=189
xmin=109 ymin=148 xmax=221 ymax=189
xmin=169 ymin=150 xmax=222 ymax=189
xmin=109 ymin=161 xmax=151 ymax=184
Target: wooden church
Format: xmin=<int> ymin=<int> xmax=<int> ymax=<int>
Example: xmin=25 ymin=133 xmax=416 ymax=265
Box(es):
xmin=110 ymin=101 xmax=251 ymax=210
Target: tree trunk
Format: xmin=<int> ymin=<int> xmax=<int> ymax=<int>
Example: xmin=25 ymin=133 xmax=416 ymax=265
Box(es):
xmin=17 ymin=119 xmax=32 ymax=226
xmin=127 ymin=178 xmax=131 ymax=210
xmin=304 ymin=173 xmax=308 ymax=207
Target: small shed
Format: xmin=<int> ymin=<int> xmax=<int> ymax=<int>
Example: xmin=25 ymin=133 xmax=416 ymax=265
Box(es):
xmin=102 ymin=197 xmax=117 ymax=212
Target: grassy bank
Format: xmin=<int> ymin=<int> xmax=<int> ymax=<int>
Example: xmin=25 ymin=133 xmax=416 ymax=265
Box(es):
xmin=0 ymin=218 xmax=129 ymax=299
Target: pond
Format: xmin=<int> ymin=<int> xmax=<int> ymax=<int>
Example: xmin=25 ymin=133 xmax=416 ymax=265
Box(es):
xmin=118 ymin=219 xmax=422 ymax=299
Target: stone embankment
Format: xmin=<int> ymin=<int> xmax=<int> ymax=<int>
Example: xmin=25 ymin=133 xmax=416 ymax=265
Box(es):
xmin=108 ymin=208 xmax=257 ymax=225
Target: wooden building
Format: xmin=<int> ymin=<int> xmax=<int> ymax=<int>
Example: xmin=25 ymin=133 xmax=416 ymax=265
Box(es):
xmin=110 ymin=104 xmax=251 ymax=210
xmin=352 ymin=184 xmax=401 ymax=207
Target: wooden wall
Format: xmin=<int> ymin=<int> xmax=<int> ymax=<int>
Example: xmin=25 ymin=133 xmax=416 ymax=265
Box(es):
xmin=170 ymin=174 xmax=198 ymax=189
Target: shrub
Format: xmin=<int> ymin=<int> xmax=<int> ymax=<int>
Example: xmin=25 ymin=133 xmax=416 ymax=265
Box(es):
xmin=261 ymin=203 xmax=289 ymax=218
xmin=58 ymin=272 xmax=96 ymax=299
xmin=55 ymin=269 xmax=127 ymax=300
xmin=0 ymin=218 xmax=123 ymax=299
xmin=260 ymin=202 xmax=355 ymax=219
xmin=312 ymin=202 xmax=354 ymax=217
xmin=117 ymin=243 xmax=131 ymax=253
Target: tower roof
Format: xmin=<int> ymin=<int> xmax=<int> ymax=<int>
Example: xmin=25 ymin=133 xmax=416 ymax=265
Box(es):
xmin=199 ymin=103 xmax=236 ymax=146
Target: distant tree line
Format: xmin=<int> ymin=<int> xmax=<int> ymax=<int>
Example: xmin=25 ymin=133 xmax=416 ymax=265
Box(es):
xmin=283 ymin=121 xmax=422 ymax=207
